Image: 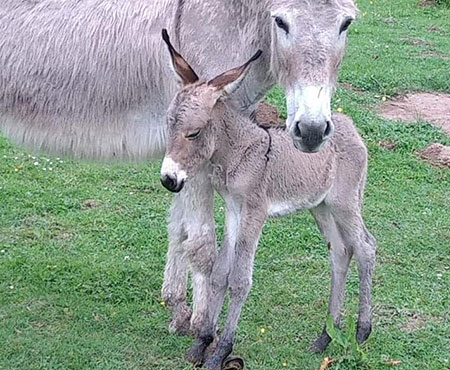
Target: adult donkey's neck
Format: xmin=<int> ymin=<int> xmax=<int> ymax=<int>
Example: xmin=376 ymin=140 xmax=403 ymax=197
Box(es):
xmin=178 ymin=0 xmax=275 ymax=115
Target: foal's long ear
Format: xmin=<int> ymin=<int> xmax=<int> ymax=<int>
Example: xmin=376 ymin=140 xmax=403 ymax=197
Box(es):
xmin=208 ymin=50 xmax=263 ymax=95
xmin=162 ymin=29 xmax=199 ymax=85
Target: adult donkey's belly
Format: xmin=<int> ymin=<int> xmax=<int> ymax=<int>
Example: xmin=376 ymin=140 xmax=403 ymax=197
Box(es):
xmin=0 ymin=0 xmax=178 ymax=160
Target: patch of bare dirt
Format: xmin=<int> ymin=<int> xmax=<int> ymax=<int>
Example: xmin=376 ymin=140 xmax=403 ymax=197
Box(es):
xmin=379 ymin=92 xmax=450 ymax=136
xmin=422 ymin=51 xmax=450 ymax=61
xmin=418 ymin=0 xmax=438 ymax=7
xmin=374 ymin=305 xmax=443 ymax=332
xmin=419 ymin=143 xmax=450 ymax=169
xmin=402 ymin=314 xmax=429 ymax=332
xmin=402 ymin=35 xmax=434 ymax=47
xmin=341 ymin=82 xmax=365 ymax=95
xmin=378 ymin=141 xmax=397 ymax=151
xmin=83 ymin=199 xmax=100 ymax=209
xmin=255 ymin=102 xmax=284 ymax=126
xmin=428 ymin=25 xmax=444 ymax=33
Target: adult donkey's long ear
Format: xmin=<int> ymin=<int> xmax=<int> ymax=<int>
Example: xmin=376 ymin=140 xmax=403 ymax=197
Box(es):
xmin=208 ymin=50 xmax=262 ymax=95
xmin=162 ymin=29 xmax=199 ymax=85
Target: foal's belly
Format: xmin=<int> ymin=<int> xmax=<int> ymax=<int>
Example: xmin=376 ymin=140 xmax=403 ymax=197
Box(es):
xmin=268 ymin=193 xmax=328 ymax=218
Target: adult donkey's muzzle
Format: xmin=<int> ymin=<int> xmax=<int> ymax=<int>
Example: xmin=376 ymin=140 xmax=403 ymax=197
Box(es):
xmin=161 ymin=174 xmax=185 ymax=193
xmin=291 ymin=118 xmax=334 ymax=153
xmin=287 ymin=85 xmax=335 ymax=153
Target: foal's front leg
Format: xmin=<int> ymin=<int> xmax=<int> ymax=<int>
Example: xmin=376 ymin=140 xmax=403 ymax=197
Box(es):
xmin=187 ymin=203 xmax=240 ymax=365
xmin=162 ymin=167 xmax=216 ymax=336
xmin=204 ymin=205 xmax=267 ymax=370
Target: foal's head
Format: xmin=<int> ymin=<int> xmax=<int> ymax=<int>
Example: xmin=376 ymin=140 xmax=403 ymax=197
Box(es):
xmin=160 ymin=30 xmax=261 ymax=193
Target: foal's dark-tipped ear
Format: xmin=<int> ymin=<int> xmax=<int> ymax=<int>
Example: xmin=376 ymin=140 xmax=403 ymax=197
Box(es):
xmin=162 ymin=29 xmax=199 ymax=85
xmin=208 ymin=50 xmax=262 ymax=95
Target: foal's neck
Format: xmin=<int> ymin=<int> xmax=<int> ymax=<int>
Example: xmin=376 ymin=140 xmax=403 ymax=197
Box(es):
xmin=210 ymin=101 xmax=269 ymax=171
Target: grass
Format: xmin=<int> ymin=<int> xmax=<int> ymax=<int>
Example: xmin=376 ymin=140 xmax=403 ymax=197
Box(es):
xmin=1 ymin=0 xmax=450 ymax=369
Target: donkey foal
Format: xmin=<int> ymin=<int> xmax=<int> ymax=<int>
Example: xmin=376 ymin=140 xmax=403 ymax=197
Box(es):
xmin=161 ymin=34 xmax=376 ymax=369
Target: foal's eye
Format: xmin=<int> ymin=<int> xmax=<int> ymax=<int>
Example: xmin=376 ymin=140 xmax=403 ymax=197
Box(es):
xmin=339 ymin=18 xmax=353 ymax=34
xmin=274 ymin=16 xmax=289 ymax=34
xmin=185 ymin=130 xmax=201 ymax=140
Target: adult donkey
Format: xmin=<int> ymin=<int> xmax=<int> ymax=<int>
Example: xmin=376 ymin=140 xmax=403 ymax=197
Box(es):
xmin=0 ymin=0 xmax=358 ymax=353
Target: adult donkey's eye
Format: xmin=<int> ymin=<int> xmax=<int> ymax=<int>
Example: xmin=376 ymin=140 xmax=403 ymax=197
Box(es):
xmin=274 ymin=16 xmax=289 ymax=34
xmin=185 ymin=130 xmax=201 ymax=140
xmin=340 ymin=18 xmax=353 ymax=34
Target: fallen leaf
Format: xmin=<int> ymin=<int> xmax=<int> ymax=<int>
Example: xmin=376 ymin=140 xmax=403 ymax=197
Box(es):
xmin=319 ymin=357 xmax=337 ymax=370
xmin=386 ymin=359 xmax=402 ymax=366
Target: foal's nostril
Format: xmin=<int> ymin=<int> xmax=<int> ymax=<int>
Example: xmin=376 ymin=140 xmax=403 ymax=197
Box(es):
xmin=161 ymin=174 xmax=177 ymax=192
xmin=324 ymin=121 xmax=332 ymax=137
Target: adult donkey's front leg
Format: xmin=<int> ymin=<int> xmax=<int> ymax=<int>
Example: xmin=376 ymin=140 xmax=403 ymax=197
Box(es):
xmin=162 ymin=166 xmax=217 ymax=336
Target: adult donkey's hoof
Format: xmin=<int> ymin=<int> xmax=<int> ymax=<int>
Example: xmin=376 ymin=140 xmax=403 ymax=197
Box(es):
xmin=310 ymin=332 xmax=332 ymax=353
xmin=186 ymin=344 xmax=206 ymax=367
xmin=222 ymin=356 xmax=245 ymax=370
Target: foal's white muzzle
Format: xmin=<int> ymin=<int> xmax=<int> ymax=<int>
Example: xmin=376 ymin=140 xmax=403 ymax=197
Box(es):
xmin=160 ymin=157 xmax=187 ymax=193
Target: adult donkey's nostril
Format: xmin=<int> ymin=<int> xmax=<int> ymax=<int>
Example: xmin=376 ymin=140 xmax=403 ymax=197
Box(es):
xmin=324 ymin=120 xmax=332 ymax=138
xmin=294 ymin=121 xmax=302 ymax=138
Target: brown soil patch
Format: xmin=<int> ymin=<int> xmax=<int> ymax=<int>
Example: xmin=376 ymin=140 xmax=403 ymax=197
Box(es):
xmin=83 ymin=199 xmax=100 ymax=209
xmin=374 ymin=305 xmax=443 ymax=332
xmin=402 ymin=36 xmax=434 ymax=47
xmin=419 ymin=143 xmax=450 ymax=169
xmin=402 ymin=314 xmax=429 ymax=332
xmin=255 ymin=102 xmax=284 ymax=126
xmin=378 ymin=141 xmax=397 ymax=151
xmin=422 ymin=51 xmax=450 ymax=61
xmin=418 ymin=0 xmax=437 ymax=7
xmin=379 ymin=93 xmax=450 ymax=136
xmin=341 ymin=82 xmax=365 ymax=94
xmin=428 ymin=25 xmax=444 ymax=33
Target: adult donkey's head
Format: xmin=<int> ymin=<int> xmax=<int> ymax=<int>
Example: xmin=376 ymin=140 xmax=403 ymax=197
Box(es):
xmin=269 ymin=0 xmax=358 ymax=152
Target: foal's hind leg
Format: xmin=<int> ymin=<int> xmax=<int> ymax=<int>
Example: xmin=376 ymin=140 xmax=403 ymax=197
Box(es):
xmin=331 ymin=205 xmax=376 ymax=345
xmin=310 ymin=204 xmax=353 ymax=353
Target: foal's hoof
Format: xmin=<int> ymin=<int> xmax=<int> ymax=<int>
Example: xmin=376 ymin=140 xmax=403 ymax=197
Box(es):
xmin=186 ymin=335 xmax=216 ymax=367
xmin=356 ymin=323 xmax=372 ymax=344
xmin=310 ymin=332 xmax=332 ymax=353
xmin=222 ymin=356 xmax=245 ymax=370
xmin=168 ymin=308 xmax=192 ymax=336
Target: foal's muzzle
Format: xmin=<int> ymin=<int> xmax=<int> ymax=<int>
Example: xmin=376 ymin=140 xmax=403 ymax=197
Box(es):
xmin=161 ymin=174 xmax=185 ymax=193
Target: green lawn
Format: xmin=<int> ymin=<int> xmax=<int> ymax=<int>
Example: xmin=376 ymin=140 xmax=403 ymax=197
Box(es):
xmin=1 ymin=0 xmax=450 ymax=369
